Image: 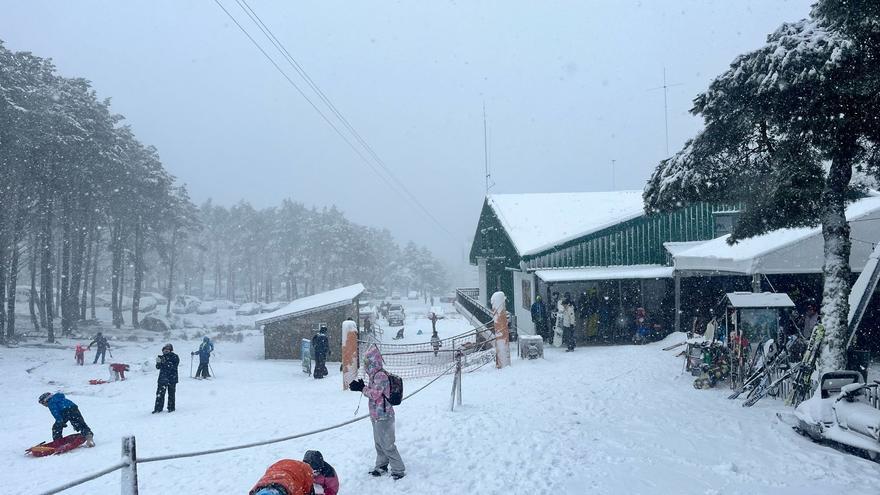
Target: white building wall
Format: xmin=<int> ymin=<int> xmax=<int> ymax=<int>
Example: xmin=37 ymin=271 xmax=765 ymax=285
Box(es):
xmin=512 ymin=270 xmax=536 ymax=335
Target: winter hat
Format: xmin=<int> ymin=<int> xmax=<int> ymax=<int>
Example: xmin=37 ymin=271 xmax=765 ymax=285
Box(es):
xmin=203 ymin=336 xmax=210 ymax=342
xmin=253 ymin=488 xmax=285 ymax=495
xmin=38 ymin=392 xmax=52 ymax=404
xmin=162 ymin=343 xmax=174 ymax=351
xmin=303 ymin=450 xmax=324 ymax=471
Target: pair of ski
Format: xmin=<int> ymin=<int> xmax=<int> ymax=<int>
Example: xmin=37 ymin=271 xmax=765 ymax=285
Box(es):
xmin=738 ymin=324 xmax=825 ymax=408
xmin=729 ymin=346 xmax=790 ymax=405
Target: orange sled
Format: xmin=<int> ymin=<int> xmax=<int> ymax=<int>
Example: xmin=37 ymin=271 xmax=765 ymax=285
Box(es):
xmin=26 ymin=434 xmax=87 ymax=457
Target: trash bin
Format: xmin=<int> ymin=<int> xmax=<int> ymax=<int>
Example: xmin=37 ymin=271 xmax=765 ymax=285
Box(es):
xmin=846 ymin=349 xmax=871 ymax=382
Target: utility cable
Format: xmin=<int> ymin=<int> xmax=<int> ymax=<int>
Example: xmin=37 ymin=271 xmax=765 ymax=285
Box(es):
xmin=213 ymin=0 xmax=454 ymax=238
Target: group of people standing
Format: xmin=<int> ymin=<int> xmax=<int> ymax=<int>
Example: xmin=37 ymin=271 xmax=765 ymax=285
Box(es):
xmin=531 ymin=290 xmax=645 ymax=350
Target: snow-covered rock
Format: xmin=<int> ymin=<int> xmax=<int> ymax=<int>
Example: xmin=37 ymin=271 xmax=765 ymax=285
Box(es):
xmin=137 ymin=296 xmax=158 ymax=313
xmin=259 ymin=301 xmax=286 ymax=313
xmin=235 ymin=302 xmax=262 ymax=316
xmin=171 ymin=295 xmax=201 ymax=315
xmin=196 ymin=302 xmax=218 ymax=315
xmin=206 ymin=299 xmax=238 ymax=310
xmin=142 ymin=291 xmax=168 ymax=305
xmin=141 ymin=314 xmax=171 ymax=332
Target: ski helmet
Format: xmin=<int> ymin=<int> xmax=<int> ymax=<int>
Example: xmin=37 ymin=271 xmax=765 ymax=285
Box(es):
xmin=38 ymin=392 xmax=52 ymax=404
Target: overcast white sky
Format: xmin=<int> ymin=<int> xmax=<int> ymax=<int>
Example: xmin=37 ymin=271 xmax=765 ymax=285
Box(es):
xmin=0 ymin=0 xmax=814 ymax=272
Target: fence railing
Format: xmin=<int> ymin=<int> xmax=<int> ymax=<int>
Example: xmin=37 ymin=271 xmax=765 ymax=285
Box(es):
xmin=456 ymin=288 xmax=493 ymax=326
xmin=37 ymin=360 xmax=459 ymax=495
xmin=358 ymin=325 xmax=496 ymax=379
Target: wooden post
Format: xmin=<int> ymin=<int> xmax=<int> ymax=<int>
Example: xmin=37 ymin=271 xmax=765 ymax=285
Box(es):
xmin=341 ymin=320 xmax=359 ymax=390
xmin=491 ymin=291 xmax=511 ymax=368
xmin=121 ymin=436 xmax=139 ymax=495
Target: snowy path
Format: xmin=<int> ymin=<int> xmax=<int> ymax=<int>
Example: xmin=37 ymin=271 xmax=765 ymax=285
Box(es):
xmin=2 ymin=308 xmax=879 ymax=494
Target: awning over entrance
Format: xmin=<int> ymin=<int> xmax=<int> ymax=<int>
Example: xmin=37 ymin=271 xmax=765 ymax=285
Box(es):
xmin=535 ymin=264 xmax=674 ymax=282
xmin=673 ymin=195 xmax=880 ymax=275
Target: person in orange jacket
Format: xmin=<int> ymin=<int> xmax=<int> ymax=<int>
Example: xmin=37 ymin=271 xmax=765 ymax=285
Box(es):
xmin=250 ymin=459 xmax=314 ymax=495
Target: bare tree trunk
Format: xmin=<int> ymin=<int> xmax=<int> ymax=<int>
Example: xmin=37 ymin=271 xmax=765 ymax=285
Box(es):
xmin=165 ymin=228 xmax=177 ymax=316
xmin=817 ymin=147 xmax=855 ymax=377
xmin=111 ymin=219 xmax=124 ymax=328
xmin=60 ymin=209 xmax=72 ymax=336
xmin=28 ymin=231 xmax=41 ymax=332
xmin=131 ymin=218 xmax=143 ymax=328
xmin=90 ymin=229 xmax=100 ymax=320
xmin=69 ymin=216 xmax=86 ymax=326
xmin=6 ymin=215 xmax=22 ymax=339
xmin=80 ymin=222 xmax=93 ymax=320
xmin=40 ymin=194 xmax=55 ymax=343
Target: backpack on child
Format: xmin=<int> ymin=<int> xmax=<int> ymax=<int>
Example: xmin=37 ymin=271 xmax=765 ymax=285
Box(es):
xmin=381 ymin=369 xmax=403 ymax=406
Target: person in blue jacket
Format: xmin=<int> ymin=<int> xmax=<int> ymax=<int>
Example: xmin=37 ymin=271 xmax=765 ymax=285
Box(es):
xmin=191 ymin=336 xmax=214 ymax=379
xmin=38 ymin=392 xmax=94 ymax=446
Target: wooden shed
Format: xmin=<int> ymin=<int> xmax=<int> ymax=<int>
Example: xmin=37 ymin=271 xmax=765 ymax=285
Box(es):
xmin=255 ymin=283 xmax=364 ymax=359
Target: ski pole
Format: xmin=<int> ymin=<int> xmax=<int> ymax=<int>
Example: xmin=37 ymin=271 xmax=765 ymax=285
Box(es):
xmin=209 ymin=363 xmax=216 ymax=378
xmin=190 ymin=354 xmax=194 ymax=378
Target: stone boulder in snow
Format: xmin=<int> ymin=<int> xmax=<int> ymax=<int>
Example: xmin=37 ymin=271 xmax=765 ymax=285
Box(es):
xmin=235 ymin=302 xmax=262 ymax=316
xmin=196 ymin=302 xmax=218 ymax=315
xmin=171 ymin=295 xmax=201 ymax=315
xmin=205 ymin=299 xmax=238 ymax=310
xmin=260 ymin=301 xmax=287 ymax=313
xmin=137 ymin=296 xmax=158 ymax=313
xmin=141 ymin=314 xmax=171 ymax=332
xmin=142 ymin=291 xmax=168 ymax=305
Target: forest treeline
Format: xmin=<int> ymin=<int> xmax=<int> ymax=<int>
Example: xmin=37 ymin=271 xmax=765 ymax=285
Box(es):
xmin=0 ymin=41 xmax=447 ymax=343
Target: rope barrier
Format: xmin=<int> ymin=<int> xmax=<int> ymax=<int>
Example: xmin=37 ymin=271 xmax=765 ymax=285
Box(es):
xmin=38 ymin=461 xmax=128 ymax=495
xmin=138 ymin=361 xmax=458 ymax=464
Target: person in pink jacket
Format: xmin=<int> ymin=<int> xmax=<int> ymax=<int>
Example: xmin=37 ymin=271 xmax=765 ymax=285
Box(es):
xmin=303 ymin=450 xmax=339 ymax=495
xmin=349 ymin=345 xmax=406 ymax=480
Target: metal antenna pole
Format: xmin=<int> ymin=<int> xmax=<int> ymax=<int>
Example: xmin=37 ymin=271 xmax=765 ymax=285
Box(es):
xmin=483 ymin=101 xmax=490 ymax=196
xmin=648 ymin=67 xmax=683 ymax=157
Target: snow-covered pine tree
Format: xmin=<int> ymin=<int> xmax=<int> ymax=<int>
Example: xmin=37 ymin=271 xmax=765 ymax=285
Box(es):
xmin=644 ymin=0 xmax=880 ymax=376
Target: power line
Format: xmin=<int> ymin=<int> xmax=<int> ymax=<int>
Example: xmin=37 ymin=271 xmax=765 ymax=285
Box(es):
xmin=212 ymin=0 xmax=454 ymax=238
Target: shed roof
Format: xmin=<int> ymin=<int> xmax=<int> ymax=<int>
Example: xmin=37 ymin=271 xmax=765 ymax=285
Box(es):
xmin=256 ymin=283 xmax=365 ymax=325
xmin=535 ymin=264 xmax=674 ymax=282
xmin=487 ymin=191 xmax=645 ymax=256
xmin=726 ymin=292 xmax=795 ymax=308
xmin=673 ymin=195 xmax=880 ymax=275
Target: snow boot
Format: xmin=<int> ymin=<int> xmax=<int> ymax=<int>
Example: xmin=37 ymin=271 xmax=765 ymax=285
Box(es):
xmin=392 ymin=473 xmax=405 ymax=480
xmin=369 ymin=466 xmax=388 ymax=477
xmin=85 ymin=433 xmax=95 ymax=447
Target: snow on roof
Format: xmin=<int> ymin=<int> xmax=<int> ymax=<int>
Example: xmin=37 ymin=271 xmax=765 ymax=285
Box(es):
xmin=663 ymin=241 xmax=710 ymax=256
xmin=256 ymin=283 xmax=365 ymax=325
xmin=535 ymin=265 xmax=674 ymax=282
xmin=674 ymin=196 xmax=880 ymax=274
xmin=726 ymin=292 xmax=795 ymax=308
xmin=487 ymin=191 xmax=646 ymax=256
xmin=848 ymin=242 xmax=880 ymax=330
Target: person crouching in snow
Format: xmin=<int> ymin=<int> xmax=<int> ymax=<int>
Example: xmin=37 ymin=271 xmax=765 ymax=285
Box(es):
xmin=303 ymin=450 xmax=339 ymax=495
xmin=250 ymin=459 xmax=315 ymax=495
xmin=74 ymin=344 xmax=87 ymax=366
xmin=110 ymin=363 xmax=129 ymax=381
xmin=348 ymin=346 xmax=405 ymax=480
xmin=38 ymin=392 xmax=94 ymax=447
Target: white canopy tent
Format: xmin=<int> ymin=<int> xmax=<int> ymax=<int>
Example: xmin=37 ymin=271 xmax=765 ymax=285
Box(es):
xmin=673 ymin=195 xmax=880 ymax=276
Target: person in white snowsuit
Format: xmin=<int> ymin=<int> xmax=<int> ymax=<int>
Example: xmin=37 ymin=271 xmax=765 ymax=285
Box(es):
xmin=558 ymin=296 xmax=577 ymax=351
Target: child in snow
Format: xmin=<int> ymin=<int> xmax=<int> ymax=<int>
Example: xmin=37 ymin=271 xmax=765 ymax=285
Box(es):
xmin=38 ymin=392 xmax=94 ymax=446
xmin=430 ymin=330 xmax=441 ymax=356
xmin=250 ymin=459 xmax=314 ymax=495
xmin=109 ymin=363 xmax=130 ymax=381
xmin=303 ymin=450 xmax=339 ymax=495
xmin=74 ymin=344 xmax=87 ymax=366
xmin=393 ymin=328 xmax=404 ymax=340
xmin=349 ymin=346 xmax=406 ymax=480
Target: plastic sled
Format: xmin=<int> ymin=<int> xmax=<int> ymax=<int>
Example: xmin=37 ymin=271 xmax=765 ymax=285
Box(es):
xmin=89 ymin=379 xmax=109 ymax=385
xmin=26 ymin=434 xmax=87 ymax=457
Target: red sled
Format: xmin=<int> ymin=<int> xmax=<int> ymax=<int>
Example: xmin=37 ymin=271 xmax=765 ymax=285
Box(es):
xmin=26 ymin=434 xmax=87 ymax=457
xmin=89 ymin=379 xmax=109 ymax=385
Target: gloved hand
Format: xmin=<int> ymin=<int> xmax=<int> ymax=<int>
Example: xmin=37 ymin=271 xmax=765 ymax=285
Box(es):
xmin=156 ymin=355 xmax=164 ymax=364
xmin=191 ymin=352 xmax=197 ymax=356
xmin=349 ymin=379 xmax=365 ymax=392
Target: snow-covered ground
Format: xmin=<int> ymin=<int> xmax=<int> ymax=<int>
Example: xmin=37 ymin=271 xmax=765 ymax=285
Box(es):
xmin=2 ymin=299 xmax=879 ymax=494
